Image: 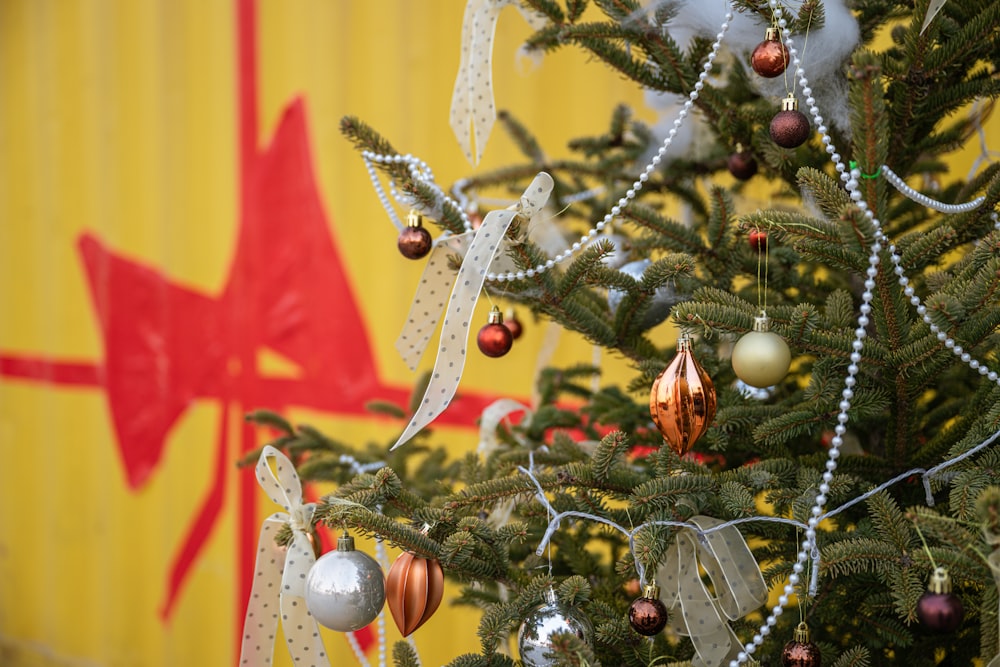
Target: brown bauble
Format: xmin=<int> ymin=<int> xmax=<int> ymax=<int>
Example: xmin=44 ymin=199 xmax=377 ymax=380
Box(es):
xmin=727 ymin=150 xmax=758 ymax=180
xmin=751 ymin=31 xmax=789 ymax=78
xmin=504 ymin=313 xmax=523 ymax=340
xmin=917 ymin=567 xmax=964 ymax=633
xmin=627 ymin=585 xmax=668 ymax=636
xmin=782 ymin=623 xmax=821 ymax=667
xmin=770 ymin=109 xmax=811 ymax=149
xmin=477 ymin=323 xmax=513 ymax=358
xmin=398 ymin=225 xmax=433 ymax=259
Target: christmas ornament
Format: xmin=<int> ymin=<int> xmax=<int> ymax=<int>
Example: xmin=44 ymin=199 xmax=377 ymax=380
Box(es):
xmin=477 ymin=306 xmax=514 ymax=357
xmin=732 ymin=313 xmax=791 ymax=388
xmin=917 ymin=567 xmax=964 ymax=633
xmin=782 ymin=622 xmax=821 ymax=667
xmin=518 ymin=588 xmax=594 ymax=667
xmin=749 ymin=228 xmax=768 ymax=253
xmin=751 ymin=27 xmax=789 ymax=78
xmin=607 ymin=259 xmax=681 ymax=330
xmin=727 ymin=144 xmax=758 ymax=181
xmin=386 ymin=551 xmax=445 ymax=636
xmin=591 ymin=232 xmax=633 ymax=269
xmin=503 ymin=309 xmax=524 ymax=340
xmin=304 ymin=532 xmax=386 ymax=632
xmin=397 ymin=210 xmax=433 ymax=259
xmin=770 ymin=95 xmax=811 ymax=149
xmin=649 ymin=334 xmax=718 ymax=456
xmin=627 ymin=583 xmax=668 ymax=636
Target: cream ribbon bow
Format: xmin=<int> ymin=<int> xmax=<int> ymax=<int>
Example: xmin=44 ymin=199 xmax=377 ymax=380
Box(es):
xmin=392 ymin=172 xmax=554 ymax=450
xmin=239 ymin=445 xmax=328 ymax=667
xmin=986 ymin=527 xmax=1000 ymax=667
xmin=656 ymin=516 xmax=768 ymax=667
xmin=449 ymin=0 xmax=548 ymax=164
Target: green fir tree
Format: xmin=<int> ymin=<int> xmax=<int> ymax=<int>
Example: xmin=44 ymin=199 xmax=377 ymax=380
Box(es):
xmin=245 ymin=1 xmax=1000 ymax=665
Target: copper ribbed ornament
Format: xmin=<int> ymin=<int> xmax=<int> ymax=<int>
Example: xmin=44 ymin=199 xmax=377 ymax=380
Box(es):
xmin=477 ymin=306 xmax=514 ymax=357
xmin=781 ymin=622 xmax=821 ymax=667
xmin=916 ymin=567 xmax=964 ymax=633
xmin=649 ymin=334 xmax=717 ymax=456
xmin=385 ymin=551 xmax=445 ymax=636
xmin=770 ymin=95 xmax=811 ymax=149
xmin=751 ymin=27 xmax=789 ymax=78
xmin=398 ymin=210 xmax=433 ymax=259
xmin=627 ymin=584 xmax=668 ymax=636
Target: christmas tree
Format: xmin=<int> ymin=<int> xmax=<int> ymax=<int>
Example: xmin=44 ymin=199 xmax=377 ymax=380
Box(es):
xmin=241 ymin=1 xmax=1000 ymax=666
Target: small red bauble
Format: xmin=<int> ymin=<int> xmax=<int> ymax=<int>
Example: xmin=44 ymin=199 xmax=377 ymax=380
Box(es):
xmin=477 ymin=307 xmax=513 ymax=358
xmin=727 ymin=144 xmax=758 ymax=181
xmin=781 ymin=622 xmax=821 ymax=667
xmin=503 ymin=310 xmax=523 ymax=340
xmin=398 ymin=210 xmax=433 ymax=259
xmin=917 ymin=567 xmax=964 ymax=633
xmin=770 ymin=96 xmax=811 ymax=149
xmin=627 ymin=584 xmax=668 ymax=636
xmin=749 ymin=229 xmax=768 ymax=253
xmin=751 ymin=28 xmax=789 ymax=78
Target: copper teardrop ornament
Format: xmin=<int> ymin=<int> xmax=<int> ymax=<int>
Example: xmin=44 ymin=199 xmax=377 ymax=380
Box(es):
xmin=649 ymin=335 xmax=717 ymax=455
xmin=386 ymin=551 xmax=445 ymax=636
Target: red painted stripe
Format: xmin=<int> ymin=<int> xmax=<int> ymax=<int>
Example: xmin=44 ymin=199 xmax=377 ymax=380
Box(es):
xmin=0 ymin=356 xmax=101 ymax=386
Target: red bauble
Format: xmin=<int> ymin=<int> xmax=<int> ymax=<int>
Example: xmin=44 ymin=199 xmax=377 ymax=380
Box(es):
xmin=727 ymin=149 xmax=758 ymax=181
xmin=751 ymin=28 xmax=789 ymax=78
xmin=770 ymin=96 xmax=811 ymax=149
xmin=627 ymin=585 xmax=668 ymax=636
xmin=782 ymin=623 xmax=821 ymax=667
xmin=749 ymin=229 xmax=768 ymax=252
xmin=917 ymin=567 xmax=964 ymax=633
xmin=503 ymin=311 xmax=523 ymax=340
xmin=398 ymin=211 xmax=433 ymax=259
xmin=477 ymin=307 xmax=513 ymax=358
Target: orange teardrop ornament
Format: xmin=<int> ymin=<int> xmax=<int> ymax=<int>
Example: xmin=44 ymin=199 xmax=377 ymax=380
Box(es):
xmin=649 ymin=335 xmax=717 ymax=455
xmin=386 ymin=552 xmax=445 ymax=636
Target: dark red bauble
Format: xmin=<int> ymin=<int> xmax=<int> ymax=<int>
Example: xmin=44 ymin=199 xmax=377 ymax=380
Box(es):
xmin=477 ymin=307 xmax=513 ymax=357
xmin=917 ymin=567 xmax=964 ymax=633
xmin=770 ymin=109 xmax=811 ymax=149
xmin=398 ymin=225 xmax=433 ymax=259
xmin=503 ymin=314 xmax=523 ymax=340
xmin=627 ymin=585 xmax=668 ymax=636
xmin=749 ymin=229 xmax=768 ymax=252
xmin=727 ymin=150 xmax=758 ymax=180
xmin=782 ymin=623 xmax=821 ymax=667
xmin=751 ymin=29 xmax=789 ymax=78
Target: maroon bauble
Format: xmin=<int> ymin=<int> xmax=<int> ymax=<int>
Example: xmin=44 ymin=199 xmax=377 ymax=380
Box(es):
xmin=917 ymin=567 xmax=964 ymax=633
xmin=751 ymin=28 xmax=789 ymax=78
xmin=503 ymin=312 xmax=523 ymax=340
xmin=628 ymin=585 xmax=668 ymax=636
xmin=398 ymin=211 xmax=433 ymax=259
xmin=749 ymin=229 xmax=768 ymax=252
xmin=727 ymin=149 xmax=758 ymax=181
xmin=770 ymin=96 xmax=811 ymax=149
xmin=477 ymin=307 xmax=513 ymax=358
xmin=782 ymin=623 xmax=821 ymax=667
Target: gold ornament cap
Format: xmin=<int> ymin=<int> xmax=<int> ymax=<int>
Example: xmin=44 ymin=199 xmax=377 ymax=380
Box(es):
xmin=781 ymin=95 xmax=800 ymax=112
xmin=642 ymin=583 xmax=661 ymax=600
xmin=793 ymin=621 xmax=812 ymax=643
xmin=337 ymin=532 xmax=356 ymax=551
xmin=406 ymin=210 xmax=424 ymax=228
xmin=928 ymin=566 xmax=953 ymax=594
xmin=765 ymin=26 xmax=780 ymax=41
xmin=752 ymin=313 xmax=771 ymax=332
xmin=487 ymin=305 xmax=504 ymax=325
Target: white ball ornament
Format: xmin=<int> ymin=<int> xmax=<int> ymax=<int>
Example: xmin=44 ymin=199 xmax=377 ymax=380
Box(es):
xmin=731 ymin=314 xmax=791 ymax=388
xmin=518 ymin=588 xmax=594 ymax=667
xmin=305 ymin=533 xmax=386 ymax=632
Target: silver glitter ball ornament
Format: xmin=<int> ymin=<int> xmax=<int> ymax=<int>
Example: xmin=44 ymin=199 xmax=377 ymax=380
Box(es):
xmin=305 ymin=533 xmax=386 ymax=632
xmin=607 ymin=259 xmax=681 ymax=330
xmin=517 ymin=589 xmax=594 ymax=667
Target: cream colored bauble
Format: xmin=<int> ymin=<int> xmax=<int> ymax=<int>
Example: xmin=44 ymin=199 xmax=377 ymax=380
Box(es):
xmin=731 ymin=315 xmax=791 ymax=388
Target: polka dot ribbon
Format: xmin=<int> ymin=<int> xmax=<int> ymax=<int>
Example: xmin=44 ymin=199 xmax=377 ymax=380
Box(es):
xmin=391 ymin=172 xmax=554 ymax=450
xmin=449 ymin=0 xmax=548 ymax=165
xmin=239 ymin=445 xmax=328 ymax=667
xmin=986 ymin=528 xmax=1000 ymax=666
xmin=655 ymin=516 xmax=767 ymax=667
xmin=477 ymin=398 xmax=533 ymax=456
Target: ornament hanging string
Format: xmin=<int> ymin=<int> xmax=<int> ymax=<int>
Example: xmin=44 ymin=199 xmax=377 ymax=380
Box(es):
xmin=239 ymin=446 xmax=329 ymax=667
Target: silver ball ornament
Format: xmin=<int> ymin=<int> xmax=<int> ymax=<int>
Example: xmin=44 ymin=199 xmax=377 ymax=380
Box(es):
xmin=607 ymin=259 xmax=681 ymax=330
xmin=589 ymin=233 xmax=633 ymax=269
xmin=305 ymin=533 xmax=386 ymax=632
xmin=732 ymin=315 xmax=791 ymax=388
xmin=518 ymin=589 xmax=594 ymax=667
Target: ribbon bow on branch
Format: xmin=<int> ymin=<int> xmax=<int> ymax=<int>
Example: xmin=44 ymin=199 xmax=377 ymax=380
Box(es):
xmin=656 ymin=516 xmax=768 ymax=667
xmin=392 ymin=172 xmax=554 ymax=450
xmin=239 ymin=445 xmax=328 ymax=667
